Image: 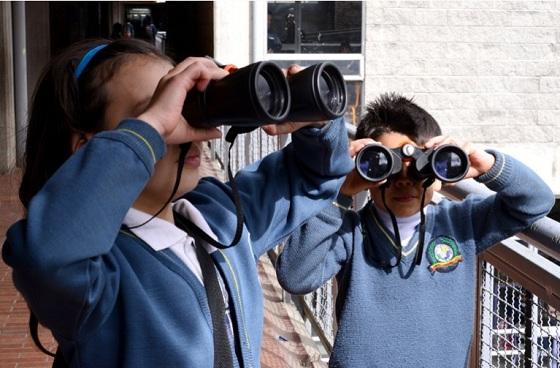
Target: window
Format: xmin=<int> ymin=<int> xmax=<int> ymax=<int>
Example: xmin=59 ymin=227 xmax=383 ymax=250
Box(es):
xmin=267 ymin=2 xmax=361 ymax=54
xmin=254 ymin=1 xmax=364 ymax=125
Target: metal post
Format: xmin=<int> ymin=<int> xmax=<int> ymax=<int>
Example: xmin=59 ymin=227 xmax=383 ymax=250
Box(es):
xmin=480 ymin=263 xmax=494 ymax=368
xmin=524 ymin=289 xmax=533 ymax=368
xmin=0 ymin=2 xmax=16 ymax=173
xmin=12 ymin=1 xmax=27 ymax=165
xmin=552 ymin=337 xmax=559 ymax=368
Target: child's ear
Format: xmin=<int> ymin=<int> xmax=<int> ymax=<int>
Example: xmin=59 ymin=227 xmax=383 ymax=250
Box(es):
xmin=71 ymin=132 xmax=93 ymax=153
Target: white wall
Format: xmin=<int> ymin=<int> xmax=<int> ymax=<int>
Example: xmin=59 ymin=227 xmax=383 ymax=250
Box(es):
xmin=364 ymin=0 xmax=560 ymax=194
xmin=213 ymin=0 xmax=252 ymax=68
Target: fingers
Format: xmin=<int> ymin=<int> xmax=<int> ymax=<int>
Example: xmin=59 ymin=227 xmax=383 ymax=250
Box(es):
xmin=165 ymin=116 xmax=222 ymax=145
xmin=262 ymin=122 xmax=312 ymax=136
xmin=349 ymin=138 xmax=376 ymax=158
xmin=138 ymin=59 xmax=228 ymax=143
xmin=261 ymin=123 xmax=285 ymax=136
xmin=167 ymin=57 xmax=221 ymax=79
xmin=340 ymin=169 xmax=386 ymax=196
xmin=176 ymin=62 xmax=229 ymax=93
xmin=286 ymin=64 xmax=303 ymax=76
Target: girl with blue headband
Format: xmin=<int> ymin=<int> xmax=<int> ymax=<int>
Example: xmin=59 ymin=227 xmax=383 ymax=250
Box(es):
xmin=2 ymin=38 xmax=353 ymax=367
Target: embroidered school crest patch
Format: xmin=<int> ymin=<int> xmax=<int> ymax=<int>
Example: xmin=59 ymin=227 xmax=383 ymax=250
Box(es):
xmin=426 ymin=235 xmax=463 ymax=273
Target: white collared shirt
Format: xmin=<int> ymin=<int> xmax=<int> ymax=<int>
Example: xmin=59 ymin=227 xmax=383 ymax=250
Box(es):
xmin=123 ymin=199 xmax=217 ymax=284
xmin=376 ymin=207 xmax=421 ymax=247
xmin=122 ymin=199 xmax=236 ymax=345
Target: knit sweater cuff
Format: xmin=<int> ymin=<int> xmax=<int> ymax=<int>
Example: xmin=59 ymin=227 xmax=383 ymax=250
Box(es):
xmin=97 ymin=119 xmax=166 ymax=175
xmin=475 ymin=149 xmax=512 ymax=191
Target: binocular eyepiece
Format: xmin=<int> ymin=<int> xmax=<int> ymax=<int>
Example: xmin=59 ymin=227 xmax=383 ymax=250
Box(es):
xmin=183 ymin=61 xmax=347 ymax=127
xmin=356 ymin=143 xmax=470 ymax=183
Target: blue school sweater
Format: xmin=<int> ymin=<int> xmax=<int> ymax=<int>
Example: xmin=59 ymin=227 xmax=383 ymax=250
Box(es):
xmin=276 ymin=151 xmax=555 ymax=368
xmin=2 ymin=117 xmax=353 ymax=368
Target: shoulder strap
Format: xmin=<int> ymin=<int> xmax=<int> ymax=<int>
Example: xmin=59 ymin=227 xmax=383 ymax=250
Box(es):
xmin=29 ymin=312 xmax=68 ymax=367
xmin=28 ymin=312 xmax=56 ymax=357
xmin=174 ymin=127 xmax=256 ymax=250
xmin=52 ymin=348 xmax=68 ymax=368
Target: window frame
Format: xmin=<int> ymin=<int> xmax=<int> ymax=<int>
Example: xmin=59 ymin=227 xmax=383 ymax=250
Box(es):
xmin=251 ymin=1 xmax=365 ymax=82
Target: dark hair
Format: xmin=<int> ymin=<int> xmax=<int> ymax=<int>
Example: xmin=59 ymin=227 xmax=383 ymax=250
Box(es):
xmin=19 ymin=38 xmax=171 ymax=209
xmin=356 ymin=92 xmax=442 ymax=145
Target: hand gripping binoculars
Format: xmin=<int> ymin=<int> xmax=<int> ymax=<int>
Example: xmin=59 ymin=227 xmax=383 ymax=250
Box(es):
xmin=183 ymin=61 xmax=347 ymax=127
xmin=355 ymin=143 xmax=470 ymax=183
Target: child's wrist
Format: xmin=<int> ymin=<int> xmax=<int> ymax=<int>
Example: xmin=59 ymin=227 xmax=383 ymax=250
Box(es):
xmin=137 ymin=113 xmax=166 ymax=139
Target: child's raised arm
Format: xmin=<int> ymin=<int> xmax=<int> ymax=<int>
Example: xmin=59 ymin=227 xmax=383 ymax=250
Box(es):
xmin=427 ymin=136 xmax=555 ymax=253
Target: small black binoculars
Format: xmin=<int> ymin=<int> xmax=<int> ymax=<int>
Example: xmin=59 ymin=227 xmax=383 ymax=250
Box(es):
xmin=355 ymin=143 xmax=470 ymax=183
xmin=183 ymin=61 xmax=347 ymax=127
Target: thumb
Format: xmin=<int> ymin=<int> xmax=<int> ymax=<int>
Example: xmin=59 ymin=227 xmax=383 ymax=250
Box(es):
xmin=166 ymin=119 xmax=222 ymax=145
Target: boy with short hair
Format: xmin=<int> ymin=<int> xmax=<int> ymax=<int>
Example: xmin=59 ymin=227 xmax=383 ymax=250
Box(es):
xmin=276 ymin=92 xmax=555 ymax=368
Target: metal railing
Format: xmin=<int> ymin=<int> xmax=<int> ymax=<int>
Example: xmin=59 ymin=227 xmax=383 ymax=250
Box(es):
xmin=444 ymin=181 xmax=560 ymax=368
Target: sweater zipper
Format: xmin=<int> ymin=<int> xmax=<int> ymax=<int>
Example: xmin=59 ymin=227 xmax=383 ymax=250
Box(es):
xmin=218 ymin=250 xmax=253 ymax=368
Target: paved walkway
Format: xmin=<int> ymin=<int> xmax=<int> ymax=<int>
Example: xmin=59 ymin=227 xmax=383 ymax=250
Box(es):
xmin=0 ymin=144 xmax=324 ymax=367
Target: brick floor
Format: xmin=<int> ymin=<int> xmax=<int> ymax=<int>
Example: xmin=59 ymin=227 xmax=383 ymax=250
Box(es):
xmin=0 ymin=144 xmax=322 ymax=367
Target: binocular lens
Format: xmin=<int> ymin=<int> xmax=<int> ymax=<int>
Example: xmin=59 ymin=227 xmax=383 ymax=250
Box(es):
xmin=432 ymin=146 xmax=469 ymax=182
xmin=256 ymin=68 xmax=289 ymax=118
xmin=252 ymin=63 xmax=290 ymax=122
xmin=356 ymin=145 xmax=394 ymax=182
xmin=286 ymin=62 xmax=347 ymax=122
xmin=256 ymin=74 xmax=272 ymax=113
xmin=318 ymin=66 xmax=346 ymax=115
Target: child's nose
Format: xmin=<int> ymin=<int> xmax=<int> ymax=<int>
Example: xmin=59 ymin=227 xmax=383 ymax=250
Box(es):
xmin=393 ymin=161 xmax=414 ymax=187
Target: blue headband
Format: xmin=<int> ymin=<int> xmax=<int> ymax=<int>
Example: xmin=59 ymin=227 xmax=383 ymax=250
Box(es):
xmin=74 ymin=44 xmax=108 ymax=79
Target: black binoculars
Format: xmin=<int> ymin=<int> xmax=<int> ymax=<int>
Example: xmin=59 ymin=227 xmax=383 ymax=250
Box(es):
xmin=183 ymin=61 xmax=347 ymax=127
xmin=355 ymin=143 xmax=470 ymax=183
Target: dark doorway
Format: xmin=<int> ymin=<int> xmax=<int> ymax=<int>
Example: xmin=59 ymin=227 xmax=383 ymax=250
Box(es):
xmin=45 ymin=2 xmax=213 ymax=62
xmin=122 ymin=1 xmax=214 ymax=62
xmin=49 ymin=2 xmax=112 ymax=56
xmin=25 ymin=1 xmax=214 ymax=102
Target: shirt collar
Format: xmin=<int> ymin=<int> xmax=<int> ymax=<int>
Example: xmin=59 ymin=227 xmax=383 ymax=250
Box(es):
xmin=123 ymin=207 xmax=186 ymax=251
xmin=122 ymin=199 xmax=218 ymax=253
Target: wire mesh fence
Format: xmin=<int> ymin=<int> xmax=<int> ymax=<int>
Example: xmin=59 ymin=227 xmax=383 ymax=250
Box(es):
xmin=302 ymin=279 xmax=336 ymax=349
xmin=479 ymin=262 xmax=560 ymax=368
xmin=210 ymin=126 xmax=284 ymax=176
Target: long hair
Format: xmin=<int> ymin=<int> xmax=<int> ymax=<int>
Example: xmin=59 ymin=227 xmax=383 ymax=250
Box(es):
xmin=19 ymin=38 xmax=171 ymax=209
xmin=356 ymin=92 xmax=442 ymax=145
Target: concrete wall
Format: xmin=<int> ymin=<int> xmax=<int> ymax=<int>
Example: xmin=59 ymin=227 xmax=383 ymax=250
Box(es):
xmin=364 ymin=1 xmax=560 ymax=194
xmin=213 ymin=0 xmax=251 ymax=67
